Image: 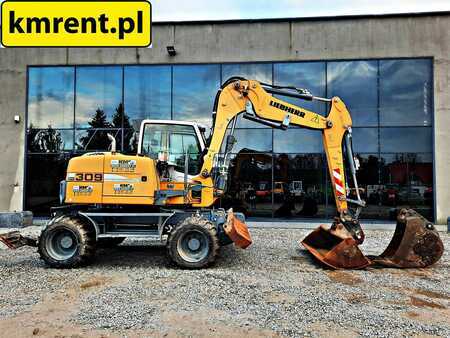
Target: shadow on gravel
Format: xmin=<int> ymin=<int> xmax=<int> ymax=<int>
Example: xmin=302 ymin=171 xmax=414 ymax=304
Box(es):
xmin=94 ymin=244 xmax=247 ymax=270
xmin=293 ymin=248 xmax=329 ymax=269
xmin=94 ymin=245 xmax=169 ymax=268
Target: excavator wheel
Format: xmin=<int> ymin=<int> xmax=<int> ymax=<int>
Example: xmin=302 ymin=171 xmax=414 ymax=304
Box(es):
xmin=38 ymin=217 xmax=96 ymax=269
xmin=167 ymin=215 xmax=219 ymax=269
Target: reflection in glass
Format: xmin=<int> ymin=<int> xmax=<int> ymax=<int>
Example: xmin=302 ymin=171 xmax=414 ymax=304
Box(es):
xmin=352 ymin=128 xmax=378 ymax=153
xmin=75 ymin=66 xmax=123 ymax=128
xmin=28 ymin=67 xmax=74 ymax=128
xmin=273 ymin=129 xmax=322 ymax=153
xmin=221 ymin=153 xmax=273 ymax=217
xmin=327 ymin=61 xmax=378 ymax=126
xmin=222 ymin=63 xmax=272 ymax=83
xmin=273 ymin=153 xmax=326 ymax=218
xmin=274 ymin=62 xmax=327 ymax=115
xmin=353 ymin=154 xmax=381 ymax=218
xmin=233 ymin=129 xmax=272 ymax=153
xmin=380 ymin=127 xmax=432 ymax=153
xmin=222 ymin=63 xmax=273 ymax=128
xmin=124 ymin=66 xmax=171 ymax=125
xmin=380 ymin=153 xmax=433 ymax=220
xmin=173 ymin=65 xmax=220 ymax=127
xmin=75 ymin=129 xmax=122 ymax=152
xmin=27 ymin=128 xmax=73 ymax=153
xmin=380 ymin=59 xmax=432 ymax=126
xmin=25 ymin=154 xmax=72 ymax=216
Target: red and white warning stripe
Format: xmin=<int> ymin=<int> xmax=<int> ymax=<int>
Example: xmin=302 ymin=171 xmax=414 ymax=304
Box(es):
xmin=333 ymin=168 xmax=345 ymax=196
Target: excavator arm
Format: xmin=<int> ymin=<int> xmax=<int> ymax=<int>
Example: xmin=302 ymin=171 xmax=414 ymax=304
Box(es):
xmin=194 ymin=78 xmax=365 ymax=242
xmin=193 ymin=77 xmax=443 ymax=269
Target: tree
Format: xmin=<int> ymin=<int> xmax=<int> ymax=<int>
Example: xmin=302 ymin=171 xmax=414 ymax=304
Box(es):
xmin=112 ymin=103 xmax=136 ymax=153
xmin=78 ymin=108 xmax=112 ymax=151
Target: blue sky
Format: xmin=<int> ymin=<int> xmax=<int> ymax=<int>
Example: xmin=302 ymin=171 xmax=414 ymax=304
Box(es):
xmin=151 ymin=0 xmax=450 ymax=21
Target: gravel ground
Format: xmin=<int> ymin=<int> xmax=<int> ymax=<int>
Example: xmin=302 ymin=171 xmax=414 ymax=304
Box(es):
xmin=0 ymin=227 xmax=449 ymax=338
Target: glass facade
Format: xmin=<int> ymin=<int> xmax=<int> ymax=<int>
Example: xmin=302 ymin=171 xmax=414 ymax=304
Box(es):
xmin=26 ymin=58 xmax=434 ymax=220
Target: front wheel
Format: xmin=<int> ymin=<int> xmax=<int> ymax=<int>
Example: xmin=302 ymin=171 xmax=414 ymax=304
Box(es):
xmin=167 ymin=215 xmax=219 ymax=269
xmin=38 ymin=217 xmax=96 ymax=269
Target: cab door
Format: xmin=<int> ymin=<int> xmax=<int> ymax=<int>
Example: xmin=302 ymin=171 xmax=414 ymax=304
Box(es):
xmin=138 ymin=121 xmax=204 ymax=179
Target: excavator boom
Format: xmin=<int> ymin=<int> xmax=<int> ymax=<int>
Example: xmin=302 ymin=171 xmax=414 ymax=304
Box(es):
xmin=199 ymin=78 xmax=443 ymax=269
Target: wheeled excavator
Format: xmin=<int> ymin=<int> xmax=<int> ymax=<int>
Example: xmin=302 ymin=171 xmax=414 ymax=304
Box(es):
xmin=0 ymin=78 xmax=444 ymax=269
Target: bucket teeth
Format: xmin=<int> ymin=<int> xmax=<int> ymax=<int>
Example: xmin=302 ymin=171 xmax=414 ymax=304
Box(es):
xmin=301 ymin=209 xmax=444 ymax=270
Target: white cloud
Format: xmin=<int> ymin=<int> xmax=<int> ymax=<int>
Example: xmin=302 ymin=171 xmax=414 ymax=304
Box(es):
xmin=1 ymin=1 xmax=449 ymax=26
xmin=151 ymin=0 xmax=450 ymax=22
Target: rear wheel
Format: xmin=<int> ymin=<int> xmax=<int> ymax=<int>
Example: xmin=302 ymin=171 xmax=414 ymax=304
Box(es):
xmin=38 ymin=217 xmax=96 ymax=269
xmin=167 ymin=215 xmax=219 ymax=269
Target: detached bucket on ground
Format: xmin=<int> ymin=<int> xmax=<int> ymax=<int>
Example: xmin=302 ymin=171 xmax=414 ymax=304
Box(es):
xmin=301 ymin=209 xmax=444 ymax=269
xmin=368 ymin=209 xmax=444 ymax=268
xmin=302 ymin=224 xmax=371 ymax=269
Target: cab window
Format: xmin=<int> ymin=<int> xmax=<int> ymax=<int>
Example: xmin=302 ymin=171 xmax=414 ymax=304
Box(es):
xmin=141 ymin=123 xmax=202 ymax=175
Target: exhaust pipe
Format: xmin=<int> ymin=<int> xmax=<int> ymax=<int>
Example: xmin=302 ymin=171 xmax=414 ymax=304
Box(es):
xmin=107 ymin=133 xmax=116 ymax=153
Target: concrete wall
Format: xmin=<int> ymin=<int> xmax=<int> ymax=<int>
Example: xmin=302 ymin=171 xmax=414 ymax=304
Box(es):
xmin=0 ymin=13 xmax=449 ymax=223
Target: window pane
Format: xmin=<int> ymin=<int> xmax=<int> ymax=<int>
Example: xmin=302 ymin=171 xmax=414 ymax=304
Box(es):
xmin=380 ymin=59 xmax=432 ymax=126
xmin=25 ymin=154 xmax=72 ymax=216
xmin=380 ymin=153 xmax=434 ymax=220
xmin=168 ymin=133 xmax=201 ymax=175
xmin=327 ymin=61 xmax=378 ymax=126
xmin=75 ymin=66 xmax=123 ymax=128
xmin=352 ymin=128 xmax=378 ymax=153
xmin=274 ymin=62 xmax=327 ymax=115
xmin=354 ymin=154 xmax=381 ymax=218
xmin=273 ymin=129 xmax=322 ymax=153
xmin=27 ymin=128 xmax=73 ymax=153
xmin=173 ymin=65 xmax=220 ymax=127
xmin=28 ymin=67 xmax=74 ymax=128
xmin=124 ymin=66 xmax=171 ymax=126
xmin=222 ymin=63 xmax=273 ymax=128
xmin=221 ymin=153 xmax=273 ymax=218
xmin=222 ymin=63 xmax=272 ymax=84
xmin=233 ymin=129 xmax=272 ymax=153
xmin=75 ymin=129 xmax=122 ymax=152
xmin=380 ymin=127 xmax=432 ymax=153
xmin=123 ymin=128 xmax=138 ymax=154
xmin=273 ymin=153 xmax=326 ymax=218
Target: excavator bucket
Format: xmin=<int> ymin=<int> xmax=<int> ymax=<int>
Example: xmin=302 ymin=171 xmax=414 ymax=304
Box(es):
xmin=0 ymin=231 xmax=37 ymax=249
xmin=369 ymin=209 xmax=444 ymax=268
xmin=224 ymin=210 xmax=252 ymax=249
xmin=301 ymin=224 xmax=371 ymax=269
xmin=301 ymin=209 xmax=444 ymax=269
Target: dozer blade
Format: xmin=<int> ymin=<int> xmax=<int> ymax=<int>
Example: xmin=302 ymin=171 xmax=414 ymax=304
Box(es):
xmin=0 ymin=231 xmax=37 ymax=249
xmin=224 ymin=209 xmax=252 ymax=249
xmin=369 ymin=209 xmax=444 ymax=268
xmin=301 ymin=224 xmax=371 ymax=269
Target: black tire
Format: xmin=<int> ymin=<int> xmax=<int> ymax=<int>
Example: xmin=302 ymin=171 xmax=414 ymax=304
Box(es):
xmin=97 ymin=237 xmax=126 ymax=248
xmin=38 ymin=217 xmax=96 ymax=269
xmin=167 ymin=215 xmax=219 ymax=269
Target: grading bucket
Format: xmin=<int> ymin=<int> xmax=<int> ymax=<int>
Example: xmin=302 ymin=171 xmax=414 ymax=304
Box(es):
xmin=301 ymin=224 xmax=371 ymax=269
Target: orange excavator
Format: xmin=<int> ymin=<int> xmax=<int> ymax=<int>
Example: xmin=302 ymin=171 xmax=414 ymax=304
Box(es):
xmin=0 ymin=78 xmax=444 ymax=269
